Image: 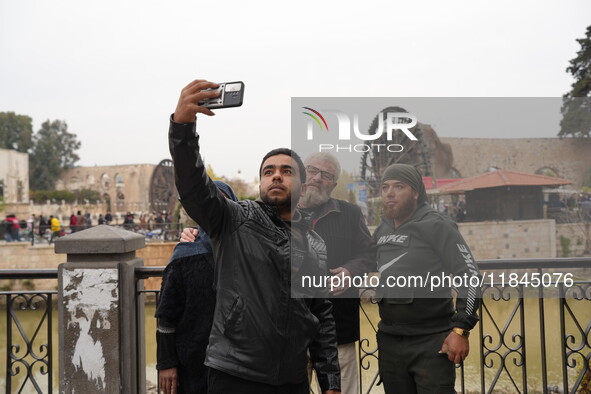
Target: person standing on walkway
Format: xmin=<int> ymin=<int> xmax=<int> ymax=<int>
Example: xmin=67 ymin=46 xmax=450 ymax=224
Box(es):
xmin=179 ymin=154 xmax=373 ymax=393
xmin=76 ymin=210 xmax=85 ymax=232
xmin=168 ymin=79 xmax=340 ymax=394
xmin=374 ymin=164 xmax=481 ymax=394
xmin=156 ymin=181 xmax=238 ymax=394
xmin=38 ymin=215 xmax=48 ymax=238
xmin=69 ymin=213 xmax=78 ymax=233
xmin=299 ymin=152 xmax=375 ymax=394
xmin=49 ymin=215 xmax=62 ymax=244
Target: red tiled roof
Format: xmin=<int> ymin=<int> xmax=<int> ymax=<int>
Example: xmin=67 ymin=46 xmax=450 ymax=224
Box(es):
xmin=422 ymin=177 xmax=462 ymax=191
xmin=438 ymin=170 xmax=571 ymax=193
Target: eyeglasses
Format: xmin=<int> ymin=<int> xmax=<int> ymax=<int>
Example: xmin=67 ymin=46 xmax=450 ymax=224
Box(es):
xmin=306 ymin=165 xmax=336 ymax=182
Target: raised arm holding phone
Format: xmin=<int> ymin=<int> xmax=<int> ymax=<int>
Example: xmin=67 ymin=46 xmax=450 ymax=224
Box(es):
xmin=166 ymin=79 xmax=341 ymax=394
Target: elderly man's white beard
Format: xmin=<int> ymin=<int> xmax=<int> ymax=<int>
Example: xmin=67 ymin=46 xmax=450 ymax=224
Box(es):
xmin=301 ymin=186 xmax=331 ymax=208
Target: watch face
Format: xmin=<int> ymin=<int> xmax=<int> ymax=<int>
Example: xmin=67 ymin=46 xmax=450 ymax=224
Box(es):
xmin=453 ymin=328 xmax=469 ymax=337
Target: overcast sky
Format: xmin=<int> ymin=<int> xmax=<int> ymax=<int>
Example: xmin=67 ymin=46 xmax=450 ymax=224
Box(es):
xmin=1 ymin=1 xmax=589 ymax=180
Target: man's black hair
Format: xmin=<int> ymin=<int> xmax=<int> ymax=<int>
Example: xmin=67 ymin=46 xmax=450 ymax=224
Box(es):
xmin=259 ymin=148 xmax=306 ymax=183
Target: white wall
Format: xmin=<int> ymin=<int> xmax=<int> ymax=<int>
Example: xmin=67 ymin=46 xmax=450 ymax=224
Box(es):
xmin=0 ymin=148 xmax=29 ymax=204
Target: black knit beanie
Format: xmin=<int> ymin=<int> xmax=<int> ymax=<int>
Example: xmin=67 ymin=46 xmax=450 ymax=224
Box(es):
xmin=381 ymin=164 xmax=427 ymax=205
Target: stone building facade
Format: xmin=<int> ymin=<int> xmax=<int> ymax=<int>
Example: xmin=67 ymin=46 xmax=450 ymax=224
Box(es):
xmin=56 ymin=164 xmax=156 ymax=214
xmin=440 ymin=137 xmax=591 ymax=188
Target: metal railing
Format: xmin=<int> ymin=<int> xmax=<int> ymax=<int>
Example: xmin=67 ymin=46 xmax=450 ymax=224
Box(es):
xmin=1 ymin=269 xmax=58 ymax=394
xmin=1 ymin=258 xmax=590 ymax=393
xmin=473 ymin=258 xmax=591 ymax=394
xmin=354 ymin=258 xmax=591 ymax=394
xmin=137 ymin=258 xmax=591 ymax=394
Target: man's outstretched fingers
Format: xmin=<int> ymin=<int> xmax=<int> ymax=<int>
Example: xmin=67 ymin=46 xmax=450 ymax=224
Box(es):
xmin=184 ymin=79 xmax=218 ymax=94
xmin=174 ymin=79 xmax=220 ymax=122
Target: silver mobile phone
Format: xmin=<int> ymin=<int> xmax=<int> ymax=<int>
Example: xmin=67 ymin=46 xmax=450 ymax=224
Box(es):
xmin=199 ymin=81 xmax=244 ymax=109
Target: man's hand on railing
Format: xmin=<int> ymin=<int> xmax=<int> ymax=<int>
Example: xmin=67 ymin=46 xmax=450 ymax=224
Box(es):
xmin=159 ymin=367 xmax=178 ymax=394
xmin=179 ymin=227 xmax=198 ymax=242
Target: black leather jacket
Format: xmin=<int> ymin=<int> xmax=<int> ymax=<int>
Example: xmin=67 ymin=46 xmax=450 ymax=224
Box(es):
xmin=168 ymin=119 xmax=340 ymax=391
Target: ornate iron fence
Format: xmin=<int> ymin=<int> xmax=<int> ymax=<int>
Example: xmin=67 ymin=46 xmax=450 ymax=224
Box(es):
xmin=559 ymin=282 xmax=591 ymax=393
xmin=476 ymin=258 xmax=590 ymax=394
xmin=1 ymin=269 xmax=58 ymax=394
xmin=137 ymin=258 xmax=591 ymax=394
xmin=1 ymin=258 xmax=590 ymax=393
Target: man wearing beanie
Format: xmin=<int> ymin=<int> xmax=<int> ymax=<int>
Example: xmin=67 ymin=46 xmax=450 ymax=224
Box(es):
xmin=373 ymin=164 xmax=481 ymax=393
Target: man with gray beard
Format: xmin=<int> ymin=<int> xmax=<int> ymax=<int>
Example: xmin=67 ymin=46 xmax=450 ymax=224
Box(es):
xmin=299 ymin=152 xmax=376 ymax=394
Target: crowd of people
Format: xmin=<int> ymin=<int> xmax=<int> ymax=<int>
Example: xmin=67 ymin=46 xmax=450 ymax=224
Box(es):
xmin=2 ymin=214 xmax=22 ymax=242
xmin=154 ymin=79 xmax=482 ymax=394
xmin=1 ymin=209 xmax=179 ymax=243
xmin=2 ymin=213 xmax=69 ymax=244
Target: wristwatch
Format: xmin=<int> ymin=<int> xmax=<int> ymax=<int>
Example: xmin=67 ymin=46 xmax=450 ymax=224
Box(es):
xmin=452 ymin=327 xmax=470 ymax=338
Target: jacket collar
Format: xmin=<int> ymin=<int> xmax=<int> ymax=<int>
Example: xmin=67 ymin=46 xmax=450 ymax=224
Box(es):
xmin=293 ymin=208 xmax=314 ymax=230
xmin=255 ymin=199 xmax=312 ymax=229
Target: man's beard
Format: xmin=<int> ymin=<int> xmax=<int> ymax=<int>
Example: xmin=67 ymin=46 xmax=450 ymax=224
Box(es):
xmin=261 ymin=194 xmax=290 ymax=207
xmin=383 ymin=196 xmax=416 ymax=222
xmin=301 ymin=186 xmax=330 ymax=208
xmin=261 ymin=186 xmax=295 ymax=209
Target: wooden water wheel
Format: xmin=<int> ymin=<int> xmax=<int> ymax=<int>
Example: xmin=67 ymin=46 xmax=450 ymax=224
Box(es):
xmin=149 ymin=159 xmax=177 ymax=214
xmin=359 ymin=106 xmax=432 ymax=197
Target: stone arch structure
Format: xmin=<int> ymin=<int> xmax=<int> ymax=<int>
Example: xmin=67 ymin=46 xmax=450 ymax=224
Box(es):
xmin=103 ymin=193 xmax=111 ymax=212
xmin=535 ymin=167 xmax=559 ymax=178
xmin=58 ymin=164 xmax=157 ymax=214
xmin=114 ymin=173 xmax=125 ymax=210
xmin=101 ymin=173 xmax=110 ymax=191
xmin=450 ymin=167 xmax=462 ymax=179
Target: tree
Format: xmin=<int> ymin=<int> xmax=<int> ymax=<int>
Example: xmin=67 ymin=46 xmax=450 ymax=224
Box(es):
xmin=560 ymin=25 xmax=591 ymax=138
xmin=331 ymin=170 xmax=357 ymax=201
xmin=222 ymin=177 xmax=258 ymax=200
xmin=206 ymin=164 xmax=222 ymax=180
xmin=0 ymin=112 xmax=33 ymax=152
xmin=29 ymin=120 xmax=81 ymax=190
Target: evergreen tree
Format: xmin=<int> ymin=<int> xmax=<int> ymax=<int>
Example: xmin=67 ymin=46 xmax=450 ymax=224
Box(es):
xmin=29 ymin=120 xmax=81 ymax=190
xmin=0 ymin=112 xmax=33 ymax=152
xmin=560 ymin=25 xmax=591 ymax=138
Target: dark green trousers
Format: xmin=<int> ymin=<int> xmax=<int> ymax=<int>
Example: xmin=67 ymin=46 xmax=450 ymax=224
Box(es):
xmin=377 ymin=330 xmax=456 ymax=394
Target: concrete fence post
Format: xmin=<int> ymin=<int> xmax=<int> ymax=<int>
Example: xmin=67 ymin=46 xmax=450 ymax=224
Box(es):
xmin=55 ymin=225 xmax=146 ymax=393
